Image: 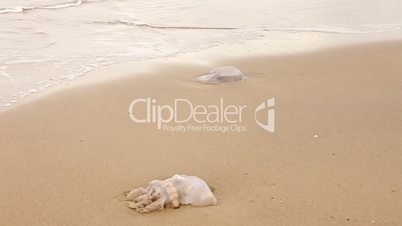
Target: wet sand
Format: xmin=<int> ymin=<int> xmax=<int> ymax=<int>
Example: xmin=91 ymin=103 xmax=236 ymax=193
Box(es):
xmin=0 ymin=41 xmax=402 ymax=225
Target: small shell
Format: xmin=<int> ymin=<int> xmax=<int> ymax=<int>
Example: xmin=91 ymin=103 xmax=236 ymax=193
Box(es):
xmin=197 ymin=66 xmax=246 ymax=84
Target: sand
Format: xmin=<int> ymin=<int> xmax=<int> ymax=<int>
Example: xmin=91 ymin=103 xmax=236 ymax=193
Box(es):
xmin=0 ymin=40 xmax=402 ymax=225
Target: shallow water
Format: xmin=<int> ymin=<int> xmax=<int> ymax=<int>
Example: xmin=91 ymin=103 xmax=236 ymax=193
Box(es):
xmin=0 ymin=0 xmax=401 ymax=107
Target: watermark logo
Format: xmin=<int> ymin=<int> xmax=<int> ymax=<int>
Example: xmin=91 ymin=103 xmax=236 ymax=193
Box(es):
xmin=128 ymin=97 xmax=275 ymax=133
xmin=254 ymin=97 xmax=275 ymax=132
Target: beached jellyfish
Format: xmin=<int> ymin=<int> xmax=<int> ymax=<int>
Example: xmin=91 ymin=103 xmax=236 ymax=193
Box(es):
xmin=197 ymin=66 xmax=246 ymax=84
xmin=125 ymin=174 xmax=217 ymax=213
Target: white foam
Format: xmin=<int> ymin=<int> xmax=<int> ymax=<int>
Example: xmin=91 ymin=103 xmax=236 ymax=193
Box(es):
xmin=0 ymin=0 xmax=402 ymax=111
xmin=0 ymin=0 xmax=87 ymax=14
xmin=0 ymin=6 xmax=23 ymax=13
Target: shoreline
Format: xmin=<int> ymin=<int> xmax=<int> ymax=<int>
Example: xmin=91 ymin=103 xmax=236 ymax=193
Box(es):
xmin=1 ymin=40 xmax=402 ymax=225
xmin=2 ymin=30 xmax=402 ymax=113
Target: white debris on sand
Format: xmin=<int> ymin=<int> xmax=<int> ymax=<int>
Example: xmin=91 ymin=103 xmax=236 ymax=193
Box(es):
xmin=125 ymin=174 xmax=217 ymax=213
xmin=197 ymin=66 xmax=246 ymax=84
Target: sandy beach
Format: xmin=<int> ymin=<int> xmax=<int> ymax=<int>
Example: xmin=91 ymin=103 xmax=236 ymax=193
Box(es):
xmin=0 ymin=40 xmax=401 ymax=225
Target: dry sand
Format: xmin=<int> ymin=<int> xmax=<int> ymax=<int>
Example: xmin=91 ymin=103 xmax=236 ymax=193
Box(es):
xmin=0 ymin=41 xmax=402 ymax=225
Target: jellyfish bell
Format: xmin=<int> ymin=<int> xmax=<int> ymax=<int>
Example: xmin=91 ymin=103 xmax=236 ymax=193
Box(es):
xmin=197 ymin=66 xmax=246 ymax=84
xmin=126 ymin=174 xmax=217 ymax=213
